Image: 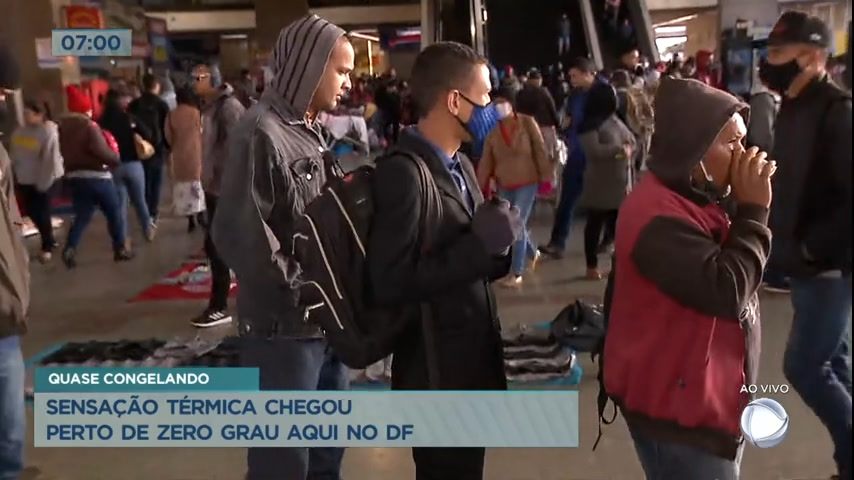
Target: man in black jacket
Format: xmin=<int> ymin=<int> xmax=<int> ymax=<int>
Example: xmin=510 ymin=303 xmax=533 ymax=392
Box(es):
xmin=367 ymin=42 xmax=522 ymax=480
xmin=128 ymin=74 xmax=170 ymax=223
xmin=760 ymin=12 xmax=852 ymax=480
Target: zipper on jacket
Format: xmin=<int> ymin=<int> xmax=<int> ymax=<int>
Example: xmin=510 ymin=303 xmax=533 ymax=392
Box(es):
xmin=328 ymin=187 xmax=366 ymax=257
xmin=304 ymin=281 xmax=344 ymax=330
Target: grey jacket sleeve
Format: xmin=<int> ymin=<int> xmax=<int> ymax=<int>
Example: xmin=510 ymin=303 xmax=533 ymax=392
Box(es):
xmin=212 ymin=129 xmax=301 ymax=292
xmin=746 ymin=92 xmax=776 ymax=153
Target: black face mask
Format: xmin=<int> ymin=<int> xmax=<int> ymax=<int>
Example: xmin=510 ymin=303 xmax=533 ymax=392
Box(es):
xmin=758 ymin=57 xmax=802 ymax=94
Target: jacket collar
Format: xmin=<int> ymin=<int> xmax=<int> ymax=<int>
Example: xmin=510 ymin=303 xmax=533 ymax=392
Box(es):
xmin=395 ymin=128 xmax=483 ymax=217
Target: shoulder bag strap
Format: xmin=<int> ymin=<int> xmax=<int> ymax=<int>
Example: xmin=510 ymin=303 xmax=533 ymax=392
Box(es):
xmin=389 ymin=149 xmax=444 ymax=389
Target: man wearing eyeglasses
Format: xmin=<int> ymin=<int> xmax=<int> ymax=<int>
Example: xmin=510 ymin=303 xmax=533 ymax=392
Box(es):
xmin=190 ymin=62 xmax=246 ymax=329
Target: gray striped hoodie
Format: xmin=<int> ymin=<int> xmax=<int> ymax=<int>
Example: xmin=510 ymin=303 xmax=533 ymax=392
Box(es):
xmin=212 ymin=14 xmax=346 ymax=336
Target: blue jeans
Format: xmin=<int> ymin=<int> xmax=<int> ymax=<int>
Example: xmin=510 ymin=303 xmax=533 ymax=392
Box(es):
xmin=629 ymin=425 xmax=742 ymax=480
xmin=240 ymin=335 xmax=348 ymax=480
xmin=66 ymin=177 xmax=126 ymax=251
xmin=113 ymin=161 xmax=152 ymax=238
xmin=783 ymin=275 xmax=853 ymax=478
xmin=0 ymin=340 xmax=25 ymax=480
xmin=499 ymin=184 xmax=538 ymax=276
xmin=549 ymin=164 xmax=584 ymax=250
xmin=143 ymin=155 xmax=165 ymax=219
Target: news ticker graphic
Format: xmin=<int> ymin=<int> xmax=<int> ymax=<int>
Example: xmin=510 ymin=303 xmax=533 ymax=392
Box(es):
xmin=33 ymin=368 xmax=580 ymax=448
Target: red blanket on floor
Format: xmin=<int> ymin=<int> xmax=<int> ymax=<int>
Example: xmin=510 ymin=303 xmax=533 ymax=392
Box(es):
xmin=130 ymin=261 xmax=238 ymax=302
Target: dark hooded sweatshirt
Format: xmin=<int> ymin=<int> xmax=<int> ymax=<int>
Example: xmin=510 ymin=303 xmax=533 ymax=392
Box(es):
xmin=212 ymin=14 xmax=345 ymax=337
xmin=602 ymin=77 xmax=770 ymax=460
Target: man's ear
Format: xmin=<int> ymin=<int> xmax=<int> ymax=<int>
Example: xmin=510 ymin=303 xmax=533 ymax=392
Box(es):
xmin=447 ymin=90 xmax=461 ymax=116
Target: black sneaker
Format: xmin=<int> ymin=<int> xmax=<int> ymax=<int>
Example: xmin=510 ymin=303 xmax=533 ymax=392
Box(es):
xmin=62 ymin=248 xmax=77 ymax=269
xmin=114 ymin=249 xmax=135 ymax=262
xmin=191 ymin=309 xmax=233 ymax=328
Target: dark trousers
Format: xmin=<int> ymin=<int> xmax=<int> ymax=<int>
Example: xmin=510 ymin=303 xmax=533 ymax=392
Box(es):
xmin=412 ymin=447 xmax=485 ymax=480
xmin=18 ymin=184 xmax=55 ymax=252
xmin=240 ymin=336 xmax=348 ymax=479
xmin=784 ymin=275 xmax=852 ymax=478
xmin=548 ymin=165 xmax=584 ymax=250
xmin=65 ymin=177 xmax=125 ymax=251
xmin=204 ymin=193 xmax=231 ymax=311
xmin=143 ymin=154 xmax=165 ymax=218
xmin=584 ymin=209 xmax=618 ymax=269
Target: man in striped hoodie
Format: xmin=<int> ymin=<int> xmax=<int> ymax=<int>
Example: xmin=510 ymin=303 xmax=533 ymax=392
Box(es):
xmin=212 ymin=14 xmax=355 ymax=479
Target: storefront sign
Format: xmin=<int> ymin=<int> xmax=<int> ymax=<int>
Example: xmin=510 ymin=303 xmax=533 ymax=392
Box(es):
xmin=65 ymin=5 xmax=104 ymax=29
xmin=147 ymin=17 xmax=170 ymax=66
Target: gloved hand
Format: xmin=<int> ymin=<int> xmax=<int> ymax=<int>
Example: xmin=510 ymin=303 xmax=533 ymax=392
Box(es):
xmin=471 ymin=198 xmax=523 ymax=255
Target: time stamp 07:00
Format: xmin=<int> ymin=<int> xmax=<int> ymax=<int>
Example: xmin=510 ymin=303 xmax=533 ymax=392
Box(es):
xmin=51 ymin=29 xmax=134 ymax=57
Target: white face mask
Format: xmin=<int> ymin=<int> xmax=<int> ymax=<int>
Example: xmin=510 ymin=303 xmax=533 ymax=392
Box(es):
xmin=496 ymin=103 xmax=513 ymax=119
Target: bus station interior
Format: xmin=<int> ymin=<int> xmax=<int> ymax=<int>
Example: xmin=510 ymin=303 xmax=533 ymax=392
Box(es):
xmin=0 ymin=0 xmax=852 ymax=478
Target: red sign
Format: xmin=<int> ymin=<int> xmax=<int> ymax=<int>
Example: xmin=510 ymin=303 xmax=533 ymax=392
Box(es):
xmin=65 ymin=6 xmax=104 ymax=29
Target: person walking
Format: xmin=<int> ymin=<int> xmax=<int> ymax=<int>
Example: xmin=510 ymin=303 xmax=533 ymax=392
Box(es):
xmin=165 ymin=86 xmax=204 ymax=233
xmin=10 ymin=100 xmax=63 ymax=262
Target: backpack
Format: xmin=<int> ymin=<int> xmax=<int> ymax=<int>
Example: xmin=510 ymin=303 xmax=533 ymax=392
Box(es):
xmin=292 ymin=149 xmax=443 ymax=378
xmin=624 ymin=86 xmax=654 ymax=136
xmin=549 ymin=299 xmax=605 ymax=353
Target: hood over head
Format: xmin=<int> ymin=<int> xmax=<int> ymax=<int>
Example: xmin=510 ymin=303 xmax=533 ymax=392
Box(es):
xmin=578 ymin=82 xmax=618 ymax=134
xmin=647 ymin=76 xmax=747 ymax=187
xmin=270 ymin=14 xmax=346 ymax=116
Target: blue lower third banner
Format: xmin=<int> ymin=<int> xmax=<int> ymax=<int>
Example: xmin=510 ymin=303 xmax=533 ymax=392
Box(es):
xmin=32 ymin=368 xmax=579 ymax=448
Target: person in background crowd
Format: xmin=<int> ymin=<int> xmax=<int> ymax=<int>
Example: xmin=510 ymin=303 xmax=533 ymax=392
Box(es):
xmin=515 ymin=69 xmax=560 ymax=165
xmin=0 ymin=47 xmax=29 ymax=480
xmin=620 ymin=48 xmax=645 ymax=86
xmin=680 ymin=56 xmax=697 ymax=79
xmin=759 ymin=12 xmax=853 ymax=480
xmin=129 ymin=74 xmax=171 ymax=226
xmin=58 ymin=85 xmax=133 ymax=268
xmin=612 ymin=69 xmax=654 ymax=174
xmin=694 ymin=50 xmax=719 ymax=88
xmin=558 ymin=13 xmax=572 ymax=56
xmin=100 ymin=89 xmax=156 ymax=246
xmin=477 ymin=89 xmax=551 ymax=287
xmin=212 ymin=15 xmax=353 ymax=479
xmin=501 ymin=66 xmax=523 ymax=96
xmin=159 ymin=75 xmax=177 ymax=110
xmin=603 ymin=76 xmax=773 ymax=480
xmin=191 ymin=62 xmax=245 ymax=329
xmin=165 ymin=86 xmax=204 ymax=233
xmin=234 ymin=68 xmax=257 ymax=109
xmin=577 ymin=82 xmax=635 ymax=279
xmin=368 ymin=41 xmax=520 ymax=480
xmin=540 ymin=57 xmax=598 ymax=258
xmin=10 ymin=99 xmax=63 ymax=262
xmin=377 ymin=77 xmax=403 ymax=145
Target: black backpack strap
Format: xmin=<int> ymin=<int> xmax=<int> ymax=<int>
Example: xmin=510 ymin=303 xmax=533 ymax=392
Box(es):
xmin=380 ymin=149 xmax=443 ymax=389
xmin=592 ymin=253 xmax=619 ymax=451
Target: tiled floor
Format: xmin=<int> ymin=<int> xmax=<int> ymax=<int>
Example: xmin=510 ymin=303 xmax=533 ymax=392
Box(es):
xmin=19 ymin=207 xmax=838 ymax=480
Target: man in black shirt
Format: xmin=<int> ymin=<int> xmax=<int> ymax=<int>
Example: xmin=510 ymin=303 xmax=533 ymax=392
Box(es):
xmin=760 ymin=12 xmax=852 ymax=480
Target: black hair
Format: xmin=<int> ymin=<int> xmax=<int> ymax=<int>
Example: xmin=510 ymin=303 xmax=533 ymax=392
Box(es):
xmin=104 ymin=88 xmax=124 ymax=109
xmin=569 ymin=57 xmax=596 ymax=74
xmin=175 ymin=86 xmax=199 ymax=107
xmin=23 ymin=98 xmax=52 ymax=121
xmin=142 ymin=73 xmax=159 ymax=92
xmin=240 ymin=69 xmax=250 ymax=77
xmin=409 ymin=41 xmax=487 ymax=119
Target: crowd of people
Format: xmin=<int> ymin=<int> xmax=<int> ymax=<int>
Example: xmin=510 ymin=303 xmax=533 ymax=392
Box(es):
xmin=0 ymin=8 xmax=851 ymax=480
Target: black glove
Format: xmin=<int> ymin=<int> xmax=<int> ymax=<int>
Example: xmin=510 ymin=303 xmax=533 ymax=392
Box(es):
xmin=471 ymin=198 xmax=523 ymax=255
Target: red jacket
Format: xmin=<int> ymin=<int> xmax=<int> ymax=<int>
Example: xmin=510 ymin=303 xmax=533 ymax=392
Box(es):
xmin=604 ymin=175 xmax=750 ymax=456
